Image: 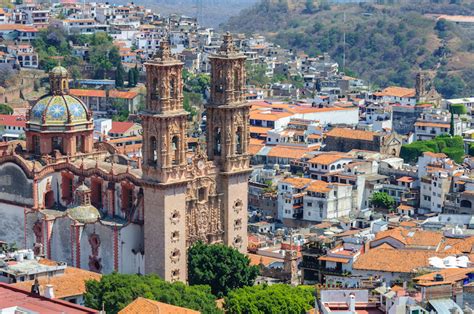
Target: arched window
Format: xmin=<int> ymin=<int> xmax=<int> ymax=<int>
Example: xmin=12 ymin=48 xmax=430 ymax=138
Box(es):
xmin=151 ymin=78 xmax=159 ymax=100
xmin=149 ymin=136 xmax=157 ymax=166
xmin=52 ymin=136 xmax=63 ymax=154
xmin=330 ymin=165 xmax=335 ymax=170
xmin=76 ymin=135 xmax=84 ymax=153
xmin=461 ymin=200 xmax=472 ymax=208
xmin=235 ymin=126 xmax=243 ymax=154
xmin=214 ymin=127 xmax=221 ymax=155
xmin=336 ymin=164 xmax=341 ymax=169
xmin=234 ymin=70 xmax=240 ymax=94
xmin=33 ymin=135 xmax=40 ymax=155
xmin=62 ymin=80 xmax=67 ymax=90
xmin=171 ymin=136 xmax=179 ymax=165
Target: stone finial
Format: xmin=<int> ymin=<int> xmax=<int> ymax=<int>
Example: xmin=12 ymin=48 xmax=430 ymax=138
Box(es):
xmin=219 ymin=32 xmax=236 ymax=54
xmin=157 ymin=40 xmax=172 ymax=60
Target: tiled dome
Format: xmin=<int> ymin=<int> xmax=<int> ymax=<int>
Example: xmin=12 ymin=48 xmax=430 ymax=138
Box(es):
xmin=29 ymin=95 xmax=90 ymax=126
xmin=50 ymin=65 xmax=68 ymax=76
xmin=66 ymin=204 xmax=101 ymax=223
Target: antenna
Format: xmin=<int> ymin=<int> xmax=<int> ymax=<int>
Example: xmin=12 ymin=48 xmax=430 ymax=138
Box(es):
xmin=195 ymin=0 xmax=203 ymax=25
xmin=343 ymin=11 xmax=346 ymax=73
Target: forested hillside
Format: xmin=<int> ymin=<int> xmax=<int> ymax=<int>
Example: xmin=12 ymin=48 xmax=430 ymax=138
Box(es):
xmin=225 ymin=0 xmax=474 ymax=98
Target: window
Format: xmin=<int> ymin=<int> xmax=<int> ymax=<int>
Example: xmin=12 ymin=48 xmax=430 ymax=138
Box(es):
xmin=198 ymin=187 xmax=207 ymax=202
xmin=149 ymin=136 xmax=157 ymax=166
xmin=33 ymin=135 xmax=40 ymax=155
xmin=214 ymin=127 xmax=221 ymax=155
xmin=307 ymin=202 xmax=312 ymax=207
xmin=235 ymin=127 xmax=243 ymax=154
xmin=76 ymin=135 xmax=84 ymax=153
xmin=52 ymin=136 xmax=63 ymax=153
xmin=171 ymin=136 xmax=179 ymax=165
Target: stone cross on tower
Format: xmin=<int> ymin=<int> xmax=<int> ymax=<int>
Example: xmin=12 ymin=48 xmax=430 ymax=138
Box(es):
xmin=219 ymin=32 xmax=236 ymax=54
xmin=158 ymin=40 xmax=172 ymax=60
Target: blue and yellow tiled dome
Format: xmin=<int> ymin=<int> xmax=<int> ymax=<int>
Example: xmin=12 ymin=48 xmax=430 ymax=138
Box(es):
xmin=30 ymin=95 xmax=89 ymax=125
xmin=29 ymin=66 xmax=91 ymax=127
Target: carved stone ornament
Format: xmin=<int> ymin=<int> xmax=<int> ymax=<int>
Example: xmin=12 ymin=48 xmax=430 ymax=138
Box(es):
xmin=170 ymin=210 xmax=180 ymax=224
xmin=233 ymin=199 xmax=243 ymax=213
xmin=170 ymin=248 xmax=181 ymax=263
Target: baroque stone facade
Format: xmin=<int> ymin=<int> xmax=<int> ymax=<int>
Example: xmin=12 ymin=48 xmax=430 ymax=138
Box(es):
xmin=142 ymin=34 xmax=251 ymax=282
xmin=0 ymin=33 xmax=250 ymax=283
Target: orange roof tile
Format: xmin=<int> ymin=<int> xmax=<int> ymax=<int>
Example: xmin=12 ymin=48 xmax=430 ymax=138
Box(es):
xmin=397 ymin=176 xmax=415 ymax=183
xmin=397 ymin=204 xmax=414 ymax=211
xmin=306 ymin=180 xmax=331 ymax=193
xmin=308 ymin=153 xmax=348 ymax=165
xmin=373 ymin=228 xmax=443 ymax=248
xmin=119 ymin=297 xmax=200 ymax=314
xmin=249 ymin=111 xmax=293 ymax=121
xmin=11 ymin=267 xmax=101 ymax=299
xmin=69 ymin=89 xmax=138 ymax=99
xmin=374 ymin=86 xmax=416 ymax=98
xmin=249 ymin=126 xmax=271 ymax=135
xmin=415 ymin=268 xmax=474 ymax=286
xmin=247 ymin=253 xmax=283 ymax=267
xmin=326 ymin=128 xmax=376 ymax=141
xmin=424 ymin=152 xmax=447 ymax=158
xmin=414 ymin=122 xmax=450 ymax=128
xmin=267 ymin=146 xmax=314 ymax=159
xmin=318 ymin=256 xmax=350 ymax=264
xmin=110 ymin=121 xmax=137 ymax=134
xmin=281 ymin=177 xmax=312 ymax=189
xmin=353 ymin=248 xmax=448 ymax=273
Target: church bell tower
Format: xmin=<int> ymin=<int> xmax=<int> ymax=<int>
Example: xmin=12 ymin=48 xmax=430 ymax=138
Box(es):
xmin=142 ymin=41 xmax=188 ymax=282
xmin=206 ymin=33 xmax=251 ymax=252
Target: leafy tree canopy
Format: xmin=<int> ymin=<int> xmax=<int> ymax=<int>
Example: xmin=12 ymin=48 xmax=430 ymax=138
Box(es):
xmin=224 ymin=284 xmax=315 ymax=314
xmin=84 ymin=273 xmax=221 ymax=314
xmin=400 ymin=135 xmax=465 ymax=163
xmin=188 ymin=241 xmax=259 ymax=297
xmin=0 ymin=104 xmax=13 ymax=115
xmin=370 ymin=192 xmax=395 ymax=209
xmin=450 ymin=103 xmax=467 ymax=115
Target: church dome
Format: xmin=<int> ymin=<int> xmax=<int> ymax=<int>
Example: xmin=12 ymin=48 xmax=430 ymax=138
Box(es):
xmin=29 ymin=95 xmax=90 ymax=126
xmin=50 ymin=65 xmax=68 ymax=76
xmin=66 ymin=204 xmax=101 ymax=223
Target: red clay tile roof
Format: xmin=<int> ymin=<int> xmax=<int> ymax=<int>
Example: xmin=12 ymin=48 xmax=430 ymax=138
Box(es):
xmin=119 ymin=297 xmax=200 ymax=314
xmin=308 ymin=153 xmax=348 ymax=165
xmin=353 ymin=248 xmax=448 ymax=273
xmin=0 ymin=283 xmax=97 ymax=313
xmin=326 ymin=128 xmax=376 ymax=141
xmin=0 ymin=114 xmax=26 ymax=127
xmin=110 ymin=121 xmax=136 ymax=134
xmin=70 ymin=89 xmax=138 ymax=99
xmin=12 ymin=267 xmax=101 ymax=299
xmin=267 ymin=146 xmax=314 ymax=159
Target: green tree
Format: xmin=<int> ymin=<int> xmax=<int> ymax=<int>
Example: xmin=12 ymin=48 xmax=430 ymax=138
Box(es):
xmin=127 ymin=69 xmax=136 ymax=87
xmin=246 ymin=63 xmax=270 ymax=87
xmin=115 ymin=63 xmax=125 ymax=88
xmin=370 ymin=192 xmax=395 ymax=209
xmin=84 ymin=273 xmax=221 ymax=314
xmin=188 ymin=241 xmax=259 ymax=297
xmin=0 ymin=104 xmax=13 ymax=115
xmin=225 ymin=284 xmax=315 ymax=314
xmin=449 ymin=104 xmax=466 ymax=136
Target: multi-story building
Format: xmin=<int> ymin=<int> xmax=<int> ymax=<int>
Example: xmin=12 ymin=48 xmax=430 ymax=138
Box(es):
xmin=415 ymin=109 xmax=463 ymax=141
xmin=277 ymin=176 xmax=353 ymax=222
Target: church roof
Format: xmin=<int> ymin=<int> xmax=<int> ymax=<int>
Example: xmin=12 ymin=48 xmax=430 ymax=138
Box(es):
xmin=29 ymin=94 xmax=90 ymax=126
